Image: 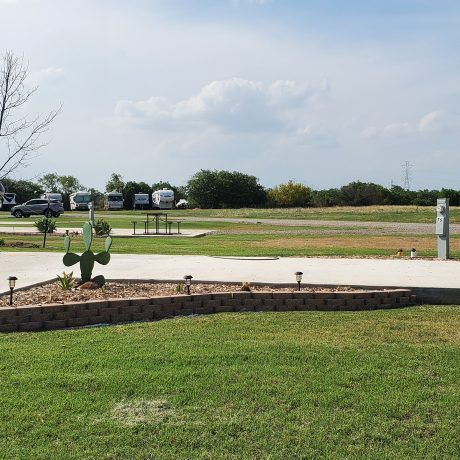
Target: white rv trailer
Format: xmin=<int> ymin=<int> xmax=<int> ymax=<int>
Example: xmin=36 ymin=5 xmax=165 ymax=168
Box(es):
xmin=152 ymin=188 xmax=174 ymax=210
xmin=41 ymin=192 xmax=63 ymax=202
xmin=69 ymin=191 xmax=92 ymax=210
xmin=133 ymin=193 xmax=150 ymax=210
xmin=1 ymin=192 xmax=17 ymax=211
xmin=105 ymin=192 xmax=124 ymax=210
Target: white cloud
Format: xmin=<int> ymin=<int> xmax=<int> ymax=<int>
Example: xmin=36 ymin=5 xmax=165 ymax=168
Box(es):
xmin=114 ymin=78 xmax=326 ymax=132
xmin=360 ymin=127 xmax=378 ymax=139
xmin=28 ymin=67 xmax=66 ymax=86
xmin=362 ymin=110 xmax=460 ymax=139
xmin=418 ymin=110 xmax=460 ymax=133
xmin=382 ymin=122 xmax=412 ymax=136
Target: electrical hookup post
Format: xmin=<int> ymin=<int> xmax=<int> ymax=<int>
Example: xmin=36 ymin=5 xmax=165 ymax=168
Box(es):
xmin=436 ymin=198 xmax=449 ymax=259
xmin=88 ymin=201 xmax=95 ymax=227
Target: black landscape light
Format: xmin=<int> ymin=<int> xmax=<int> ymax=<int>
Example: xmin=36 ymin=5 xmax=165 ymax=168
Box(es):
xmin=184 ymin=275 xmax=193 ymax=295
xmin=295 ymin=272 xmax=303 ymax=291
xmin=8 ymin=276 xmax=17 ymax=306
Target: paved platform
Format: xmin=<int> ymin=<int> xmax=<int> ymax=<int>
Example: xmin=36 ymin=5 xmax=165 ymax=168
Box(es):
xmin=0 ymin=227 xmax=212 ymax=238
xmin=1 ymin=252 xmax=460 ymax=303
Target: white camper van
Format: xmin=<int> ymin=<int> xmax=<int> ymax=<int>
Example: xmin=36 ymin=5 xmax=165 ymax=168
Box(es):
xmin=133 ymin=193 xmax=150 ymax=210
xmin=41 ymin=192 xmax=63 ymax=203
xmin=152 ymin=189 xmax=174 ymax=210
xmin=69 ymin=191 xmax=92 ymax=210
xmin=1 ymin=192 xmax=16 ymax=211
xmin=105 ymin=192 xmax=124 ymax=210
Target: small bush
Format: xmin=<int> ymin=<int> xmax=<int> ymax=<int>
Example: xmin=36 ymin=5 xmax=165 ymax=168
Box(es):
xmin=94 ymin=219 xmax=112 ymax=236
xmin=240 ymin=282 xmax=251 ymax=292
xmin=34 ymin=217 xmax=56 ymax=233
xmin=57 ymin=272 xmax=75 ymax=290
xmin=0 ymin=239 xmax=4 ymax=246
xmin=176 ymin=283 xmax=184 ymax=294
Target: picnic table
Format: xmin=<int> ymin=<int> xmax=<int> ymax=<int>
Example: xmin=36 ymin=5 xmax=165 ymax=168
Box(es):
xmin=131 ymin=213 xmax=182 ymax=235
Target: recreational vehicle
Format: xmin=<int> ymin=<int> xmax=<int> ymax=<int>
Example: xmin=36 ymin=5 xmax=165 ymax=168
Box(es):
xmin=105 ymin=192 xmax=124 ymax=210
xmin=152 ymin=189 xmax=174 ymax=210
xmin=1 ymin=192 xmax=17 ymax=211
xmin=133 ymin=193 xmax=150 ymax=210
xmin=69 ymin=191 xmax=92 ymax=210
xmin=175 ymin=199 xmax=188 ymax=209
xmin=41 ymin=192 xmax=63 ymax=202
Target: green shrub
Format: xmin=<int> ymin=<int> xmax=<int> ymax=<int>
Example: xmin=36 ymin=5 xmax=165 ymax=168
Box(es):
xmin=240 ymin=281 xmax=251 ymax=292
xmin=56 ymin=272 xmax=75 ymax=290
xmin=94 ymin=219 xmax=112 ymax=236
xmin=34 ymin=217 xmax=56 ymax=233
xmin=0 ymin=239 xmax=4 ymax=246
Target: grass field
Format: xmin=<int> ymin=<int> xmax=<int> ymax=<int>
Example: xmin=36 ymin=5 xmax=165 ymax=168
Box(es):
xmin=1 ymin=205 xmax=459 ymax=224
xmin=1 ymin=307 xmax=459 ymax=459
xmin=1 ymin=205 xmax=458 ymax=258
xmin=1 ymin=232 xmax=460 ymax=258
xmin=92 ymin=205 xmax=459 ymax=223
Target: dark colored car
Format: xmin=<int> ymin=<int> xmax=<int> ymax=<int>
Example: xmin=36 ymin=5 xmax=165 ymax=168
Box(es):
xmin=10 ymin=199 xmax=64 ymax=218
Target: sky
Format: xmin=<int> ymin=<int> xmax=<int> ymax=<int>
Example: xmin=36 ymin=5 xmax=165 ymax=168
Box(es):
xmin=1 ymin=0 xmax=459 ymax=191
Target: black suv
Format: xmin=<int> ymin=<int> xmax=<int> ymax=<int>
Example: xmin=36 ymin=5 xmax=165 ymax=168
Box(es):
xmin=11 ymin=199 xmax=64 ymax=218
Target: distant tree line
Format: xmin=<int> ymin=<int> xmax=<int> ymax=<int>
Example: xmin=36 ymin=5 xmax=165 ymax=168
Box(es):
xmin=2 ymin=171 xmax=459 ymax=209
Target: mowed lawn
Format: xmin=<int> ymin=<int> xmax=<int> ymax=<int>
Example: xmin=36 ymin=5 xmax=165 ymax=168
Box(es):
xmin=1 ymin=307 xmax=460 ymax=459
xmin=2 ymin=232 xmax=460 ymax=258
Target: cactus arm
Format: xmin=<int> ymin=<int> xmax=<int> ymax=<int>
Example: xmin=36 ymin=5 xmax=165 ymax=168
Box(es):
xmin=104 ymin=236 xmax=112 ymax=252
xmin=83 ymin=222 xmax=93 ymax=251
xmin=94 ymin=251 xmax=110 ymax=265
xmin=63 ymin=252 xmax=81 ymax=267
xmin=64 ymin=235 xmax=71 ymax=253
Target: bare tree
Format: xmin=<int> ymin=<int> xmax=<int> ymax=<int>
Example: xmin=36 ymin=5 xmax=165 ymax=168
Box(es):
xmin=0 ymin=51 xmax=61 ymax=179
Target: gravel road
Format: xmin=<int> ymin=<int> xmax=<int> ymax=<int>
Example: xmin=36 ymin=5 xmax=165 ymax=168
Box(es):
xmin=177 ymin=217 xmax=460 ymax=235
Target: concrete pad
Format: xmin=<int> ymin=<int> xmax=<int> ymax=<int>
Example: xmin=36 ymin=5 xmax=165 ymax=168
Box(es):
xmin=0 ymin=227 xmax=212 ymax=238
xmin=1 ymin=252 xmax=460 ymax=294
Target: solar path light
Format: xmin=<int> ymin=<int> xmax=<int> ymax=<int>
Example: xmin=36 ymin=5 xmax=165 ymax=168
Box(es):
xmin=184 ymin=275 xmax=193 ymax=295
xmin=8 ymin=276 xmax=18 ymax=306
xmin=295 ymin=272 xmax=303 ymax=291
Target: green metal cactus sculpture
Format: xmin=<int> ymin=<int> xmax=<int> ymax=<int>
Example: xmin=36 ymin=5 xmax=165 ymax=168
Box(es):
xmin=63 ymin=222 xmax=112 ymax=286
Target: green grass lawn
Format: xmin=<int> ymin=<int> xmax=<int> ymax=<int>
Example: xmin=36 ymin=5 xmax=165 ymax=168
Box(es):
xmin=1 ymin=307 xmax=459 ymax=459
xmin=88 ymin=206 xmax=460 ymax=223
xmin=1 ymin=205 xmax=459 ymax=224
xmin=1 ymin=232 xmax=460 ymax=258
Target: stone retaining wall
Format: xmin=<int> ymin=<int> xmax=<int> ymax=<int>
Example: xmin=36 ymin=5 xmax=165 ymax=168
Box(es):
xmin=0 ymin=289 xmax=416 ymax=333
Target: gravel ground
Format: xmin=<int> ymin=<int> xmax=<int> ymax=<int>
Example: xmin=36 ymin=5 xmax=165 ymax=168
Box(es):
xmin=178 ymin=217 xmax=460 ymax=234
xmin=213 ymin=228 xmax=431 ymax=235
xmin=0 ymin=281 xmax=362 ymax=308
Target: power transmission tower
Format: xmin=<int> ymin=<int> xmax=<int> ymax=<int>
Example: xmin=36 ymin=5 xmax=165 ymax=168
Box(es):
xmin=402 ymin=161 xmax=413 ymax=190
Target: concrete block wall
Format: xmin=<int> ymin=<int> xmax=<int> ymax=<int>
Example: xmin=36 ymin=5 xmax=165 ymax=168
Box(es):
xmin=0 ymin=289 xmax=415 ymax=333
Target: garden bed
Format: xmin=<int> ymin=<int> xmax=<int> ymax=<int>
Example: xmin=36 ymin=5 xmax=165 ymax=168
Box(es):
xmin=1 ymin=281 xmax=360 ymax=308
xmin=0 ymin=279 xmax=415 ymax=333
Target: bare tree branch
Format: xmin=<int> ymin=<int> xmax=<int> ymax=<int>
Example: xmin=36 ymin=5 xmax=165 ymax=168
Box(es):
xmin=0 ymin=50 xmax=61 ymax=178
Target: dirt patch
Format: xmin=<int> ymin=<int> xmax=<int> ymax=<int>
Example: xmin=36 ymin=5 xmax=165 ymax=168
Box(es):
xmin=0 ymin=241 xmax=40 ymax=248
xmin=251 ymin=236 xmax=448 ymax=251
xmin=112 ymin=400 xmax=173 ymax=425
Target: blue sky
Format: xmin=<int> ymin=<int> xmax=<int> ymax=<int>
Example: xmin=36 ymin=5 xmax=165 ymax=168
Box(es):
xmin=1 ymin=0 xmax=459 ymax=190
